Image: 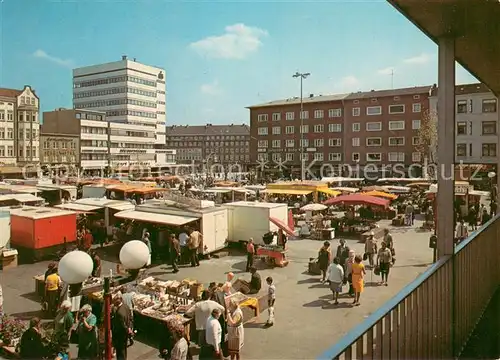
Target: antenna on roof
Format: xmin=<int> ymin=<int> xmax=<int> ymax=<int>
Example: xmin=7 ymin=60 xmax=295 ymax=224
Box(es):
xmin=390 ymin=69 xmax=394 ymax=89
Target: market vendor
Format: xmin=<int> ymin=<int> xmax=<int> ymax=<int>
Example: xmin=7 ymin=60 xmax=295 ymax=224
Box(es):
xmin=240 ymin=267 xmax=262 ymax=295
xmin=185 ymin=291 xmax=225 ymax=347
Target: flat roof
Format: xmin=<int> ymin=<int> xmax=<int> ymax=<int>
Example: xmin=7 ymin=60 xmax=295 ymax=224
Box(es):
xmin=224 ymin=201 xmax=286 ymax=209
xmin=8 ymin=206 xmax=76 ymax=219
xmin=388 ymin=0 xmax=500 ymax=96
xmin=247 ymin=93 xmax=349 ymax=109
xmin=114 ymin=210 xmax=198 ymax=226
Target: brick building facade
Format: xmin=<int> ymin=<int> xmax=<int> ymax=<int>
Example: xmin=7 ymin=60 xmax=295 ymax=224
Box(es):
xmin=248 ymin=86 xmax=432 ymax=176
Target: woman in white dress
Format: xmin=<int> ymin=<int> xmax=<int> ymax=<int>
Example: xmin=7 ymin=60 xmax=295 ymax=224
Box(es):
xmin=227 ymin=299 xmax=244 ymax=360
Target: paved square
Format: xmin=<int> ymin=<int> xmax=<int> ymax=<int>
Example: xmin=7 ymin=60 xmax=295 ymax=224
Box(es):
xmin=2 ymin=219 xmax=433 ymax=359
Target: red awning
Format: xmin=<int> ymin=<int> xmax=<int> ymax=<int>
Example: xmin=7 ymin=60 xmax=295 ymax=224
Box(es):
xmin=270 ymin=216 xmax=296 ymax=237
xmin=323 ymin=194 xmax=390 ymax=208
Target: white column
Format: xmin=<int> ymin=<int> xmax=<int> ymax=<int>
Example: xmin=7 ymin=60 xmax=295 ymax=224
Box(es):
xmin=437 ymin=36 xmax=456 ymax=258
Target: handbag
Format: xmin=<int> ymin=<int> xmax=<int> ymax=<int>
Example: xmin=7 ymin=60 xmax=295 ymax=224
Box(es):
xmin=374 ymin=265 xmax=381 ymax=276
xmin=363 ymin=253 xmax=368 ymax=261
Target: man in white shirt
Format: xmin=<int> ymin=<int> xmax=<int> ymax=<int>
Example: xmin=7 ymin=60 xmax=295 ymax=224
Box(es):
xmin=455 ymin=219 xmax=468 ymax=244
xmin=204 ymin=308 xmax=223 ymax=359
xmin=178 ymin=231 xmax=189 ymax=264
xmin=327 ymin=257 xmax=345 ymax=305
xmin=185 ymin=291 xmax=225 ymax=347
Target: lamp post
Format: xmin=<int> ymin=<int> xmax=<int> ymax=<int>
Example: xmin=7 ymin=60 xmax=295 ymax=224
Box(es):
xmin=293 ymin=71 xmax=310 ymax=181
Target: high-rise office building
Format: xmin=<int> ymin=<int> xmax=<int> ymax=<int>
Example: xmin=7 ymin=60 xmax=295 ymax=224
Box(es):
xmin=72 ymin=56 xmax=175 ymax=170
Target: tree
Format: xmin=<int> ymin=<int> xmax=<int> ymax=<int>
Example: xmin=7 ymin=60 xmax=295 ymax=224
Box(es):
xmin=415 ymin=109 xmax=438 ymax=178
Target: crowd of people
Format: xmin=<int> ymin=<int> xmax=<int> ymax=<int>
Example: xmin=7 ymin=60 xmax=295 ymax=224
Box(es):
xmin=317 ymin=228 xmax=396 ymax=307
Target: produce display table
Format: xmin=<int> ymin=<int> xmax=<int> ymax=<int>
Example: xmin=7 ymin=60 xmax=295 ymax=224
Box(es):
xmin=257 ymin=246 xmax=288 ymax=267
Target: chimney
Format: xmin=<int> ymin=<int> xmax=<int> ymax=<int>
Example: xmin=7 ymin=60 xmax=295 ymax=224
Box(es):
xmin=122 ymin=55 xmax=127 ymax=60
xmin=309 ymin=94 xmax=314 ymax=98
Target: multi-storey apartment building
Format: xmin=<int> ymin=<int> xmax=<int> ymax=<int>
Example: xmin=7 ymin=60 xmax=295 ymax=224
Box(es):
xmin=343 ymin=86 xmax=431 ymax=170
xmin=73 ymin=56 xmax=174 ymax=170
xmin=0 ymin=86 xmax=40 ymax=166
xmin=429 ymin=83 xmax=499 ymax=164
xmin=41 ymin=108 xmax=109 ymax=171
xmin=165 ymin=124 xmax=250 ymax=168
xmin=249 ymin=86 xmax=432 ymax=176
xmin=248 ymin=94 xmax=347 ymax=173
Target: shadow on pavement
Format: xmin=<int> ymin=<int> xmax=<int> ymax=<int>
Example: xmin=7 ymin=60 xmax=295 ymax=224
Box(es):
xmin=303 ymin=299 xmax=327 ymax=307
xmin=297 ymin=278 xmax=319 ymax=285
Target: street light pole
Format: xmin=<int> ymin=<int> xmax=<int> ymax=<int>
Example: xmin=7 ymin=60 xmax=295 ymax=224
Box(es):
xmin=293 ymin=72 xmax=310 ymax=181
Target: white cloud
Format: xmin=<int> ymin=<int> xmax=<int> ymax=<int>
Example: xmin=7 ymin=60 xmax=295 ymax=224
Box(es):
xmin=336 ymin=75 xmax=360 ymax=92
xmin=403 ymin=53 xmax=431 ymax=64
xmin=33 ymin=49 xmax=74 ymax=68
xmin=189 ymin=23 xmax=268 ymax=59
xmin=200 ymin=80 xmax=221 ymax=95
xmin=377 ymin=67 xmax=395 ymax=75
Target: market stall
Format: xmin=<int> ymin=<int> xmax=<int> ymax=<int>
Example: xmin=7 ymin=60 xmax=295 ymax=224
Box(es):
xmin=264 ymin=181 xmax=340 ymax=203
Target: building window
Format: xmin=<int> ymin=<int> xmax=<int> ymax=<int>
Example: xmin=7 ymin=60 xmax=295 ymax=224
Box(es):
xmin=285 ymin=126 xmax=295 ymax=134
xmin=272 ymin=126 xmax=281 ymax=135
xmin=328 ymin=124 xmax=342 ymax=132
xmin=414 ymin=95 xmax=420 ymax=100
xmin=412 ymin=103 xmax=421 ymax=113
xmin=272 ymin=113 xmax=281 ymax=121
xmin=352 ymin=138 xmax=360 ymax=147
xmin=412 ymin=137 xmax=419 ymax=145
xmin=272 ymin=140 xmax=281 ymax=148
xmin=314 ymin=110 xmax=324 ymax=119
xmin=7 ymin=146 xmax=13 ymax=157
xmin=257 ymin=114 xmax=268 ymax=122
xmin=482 ymin=121 xmax=497 ymax=135
xmin=329 ymin=153 xmax=342 ymax=161
xmin=412 ymin=152 xmax=421 ymax=162
xmin=366 ymin=153 xmax=382 ymax=162
xmin=314 ymin=124 xmax=324 ymax=133
xmin=314 ymin=153 xmax=324 ymax=161
xmin=352 ymin=108 xmax=360 ymax=116
xmin=389 ymin=121 xmax=405 ymax=130
xmin=285 ymin=112 xmax=294 ymax=120
xmin=300 ymin=110 xmax=309 ymax=120
xmin=352 ymin=123 xmax=360 ymax=132
xmin=285 ymin=153 xmax=294 ymax=161
xmin=388 ymin=152 xmax=405 ymax=162
xmin=482 ymin=143 xmax=496 ymax=157
xmin=457 ymin=100 xmax=467 ymax=114
xmin=457 ymin=144 xmax=467 ymax=156
xmin=366 ymin=106 xmax=382 ymax=116
xmin=272 ymin=153 xmax=281 ymax=162
xmin=352 ymin=153 xmax=360 ymax=162
xmin=457 ymin=122 xmax=467 ymax=135
xmin=412 ymin=120 xmax=421 ymax=130
xmin=389 ymin=104 xmax=405 ymax=114
xmin=389 ymin=137 xmax=405 ymax=146
xmin=300 ymin=139 xmax=309 ymax=147
xmin=482 ymin=99 xmax=497 ymax=113
xmin=301 ymin=153 xmax=308 ymax=161
xmin=300 ymin=125 xmax=309 ymax=133
xmin=314 ymin=138 xmax=324 ymax=147
xmin=366 ymin=137 xmax=382 ymax=147
xmin=329 ymin=138 xmax=341 ymax=147
xmin=328 ymin=109 xmax=342 ymax=118
xmin=257 ymin=153 xmax=268 ymax=161
xmin=366 ymin=122 xmax=382 ymax=131
xmin=257 ymin=127 xmax=268 ymax=135
xmin=286 ymin=139 xmax=295 ymax=147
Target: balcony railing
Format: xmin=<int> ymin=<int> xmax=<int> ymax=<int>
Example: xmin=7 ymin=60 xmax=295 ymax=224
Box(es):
xmin=318 ymin=215 xmax=500 ymax=360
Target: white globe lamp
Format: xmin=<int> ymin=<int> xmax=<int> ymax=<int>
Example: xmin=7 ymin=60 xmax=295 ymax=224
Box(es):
xmin=119 ymin=240 xmax=149 ymax=270
xmin=59 ymin=250 xmax=93 ymax=284
xmin=488 ymin=171 xmax=496 ymax=179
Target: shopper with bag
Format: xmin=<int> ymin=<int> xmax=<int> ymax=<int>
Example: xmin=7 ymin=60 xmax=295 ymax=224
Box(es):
xmin=377 ymin=242 xmax=393 ymax=286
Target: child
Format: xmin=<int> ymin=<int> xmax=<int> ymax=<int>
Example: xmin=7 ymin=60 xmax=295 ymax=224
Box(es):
xmin=266 ymin=276 xmax=276 ymax=326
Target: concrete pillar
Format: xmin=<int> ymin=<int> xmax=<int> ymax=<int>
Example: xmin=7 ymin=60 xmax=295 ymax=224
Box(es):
xmin=497 ymin=97 xmax=500 ymax=200
xmin=437 ymin=36 xmax=456 ymax=258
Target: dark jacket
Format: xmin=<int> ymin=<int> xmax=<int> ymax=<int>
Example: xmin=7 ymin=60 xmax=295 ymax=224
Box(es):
xmin=112 ymin=303 xmax=131 ymax=343
xmin=20 ymin=327 xmax=46 ymax=359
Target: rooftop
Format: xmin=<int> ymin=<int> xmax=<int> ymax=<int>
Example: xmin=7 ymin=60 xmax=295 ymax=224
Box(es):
xmin=0 ymin=88 xmax=22 ymax=99
xmin=166 ymin=124 xmax=250 ymax=136
xmin=247 ymin=85 xmax=433 ymax=109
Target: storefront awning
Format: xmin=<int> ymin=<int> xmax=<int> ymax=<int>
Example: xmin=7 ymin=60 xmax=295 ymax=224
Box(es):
xmin=270 ymin=216 xmax=296 ymax=237
xmin=263 ymin=189 xmax=312 ymax=195
xmin=107 ymin=203 xmax=135 ymax=211
xmin=114 ymin=210 xmax=199 ymax=226
xmin=54 ymin=203 xmax=103 ymax=212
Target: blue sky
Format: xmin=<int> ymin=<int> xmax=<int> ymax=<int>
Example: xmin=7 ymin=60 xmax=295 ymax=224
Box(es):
xmin=1 ymin=0 xmax=477 ymax=125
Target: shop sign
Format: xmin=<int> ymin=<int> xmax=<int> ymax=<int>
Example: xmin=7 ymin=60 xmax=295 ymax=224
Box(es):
xmin=455 ymin=184 xmax=473 ymax=194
